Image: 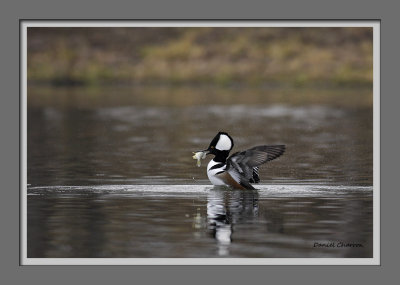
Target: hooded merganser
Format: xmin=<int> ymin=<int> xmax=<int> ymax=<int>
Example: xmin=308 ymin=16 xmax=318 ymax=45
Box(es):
xmin=195 ymin=132 xmax=285 ymax=190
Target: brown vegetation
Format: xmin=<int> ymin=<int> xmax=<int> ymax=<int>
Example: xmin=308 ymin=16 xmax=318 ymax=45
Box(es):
xmin=27 ymin=27 xmax=373 ymax=87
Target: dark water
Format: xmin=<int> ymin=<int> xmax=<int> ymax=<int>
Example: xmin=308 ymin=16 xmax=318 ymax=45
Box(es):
xmin=27 ymin=85 xmax=373 ymax=258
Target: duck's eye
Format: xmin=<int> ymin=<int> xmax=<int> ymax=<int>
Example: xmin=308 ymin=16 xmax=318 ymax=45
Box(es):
xmin=211 ymin=146 xmax=214 ymax=149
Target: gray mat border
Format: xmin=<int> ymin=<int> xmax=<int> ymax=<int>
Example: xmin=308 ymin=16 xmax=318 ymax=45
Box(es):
xmin=1 ymin=0 xmax=396 ymax=284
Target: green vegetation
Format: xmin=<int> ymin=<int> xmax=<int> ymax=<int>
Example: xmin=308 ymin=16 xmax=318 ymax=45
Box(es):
xmin=28 ymin=27 xmax=373 ymax=88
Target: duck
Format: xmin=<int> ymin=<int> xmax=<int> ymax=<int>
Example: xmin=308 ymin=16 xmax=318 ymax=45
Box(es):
xmin=194 ymin=132 xmax=285 ymax=189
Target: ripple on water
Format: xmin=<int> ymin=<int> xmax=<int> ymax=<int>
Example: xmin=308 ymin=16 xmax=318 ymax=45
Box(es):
xmin=27 ymin=184 xmax=373 ymax=198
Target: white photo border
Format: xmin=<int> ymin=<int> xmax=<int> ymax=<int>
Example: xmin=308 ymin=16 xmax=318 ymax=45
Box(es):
xmin=20 ymin=19 xmax=380 ymax=265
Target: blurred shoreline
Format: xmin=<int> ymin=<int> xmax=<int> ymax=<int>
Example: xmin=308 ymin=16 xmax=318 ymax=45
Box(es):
xmin=27 ymin=27 xmax=373 ymax=88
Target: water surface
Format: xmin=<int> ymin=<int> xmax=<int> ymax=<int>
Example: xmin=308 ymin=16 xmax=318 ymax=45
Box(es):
xmin=27 ymin=85 xmax=373 ymax=258
xmin=28 ymin=184 xmax=372 ymax=258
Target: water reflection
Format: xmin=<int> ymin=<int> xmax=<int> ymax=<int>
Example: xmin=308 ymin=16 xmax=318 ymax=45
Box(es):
xmin=207 ymin=188 xmax=259 ymax=256
xmin=27 ymin=184 xmax=373 ymax=258
xmin=203 ymin=185 xmax=373 ymax=258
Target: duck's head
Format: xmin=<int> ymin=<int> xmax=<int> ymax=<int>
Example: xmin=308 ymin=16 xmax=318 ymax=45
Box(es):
xmin=202 ymin=132 xmax=234 ymax=161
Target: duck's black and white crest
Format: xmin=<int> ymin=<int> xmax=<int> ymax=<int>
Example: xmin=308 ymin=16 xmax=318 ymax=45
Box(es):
xmin=215 ymin=133 xmax=233 ymax=151
xmin=201 ymin=132 xmax=285 ymax=190
xmin=208 ymin=132 xmax=234 ymax=152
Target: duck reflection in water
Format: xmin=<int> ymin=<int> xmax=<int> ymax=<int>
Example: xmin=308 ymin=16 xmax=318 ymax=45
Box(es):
xmin=207 ymin=187 xmax=259 ymax=256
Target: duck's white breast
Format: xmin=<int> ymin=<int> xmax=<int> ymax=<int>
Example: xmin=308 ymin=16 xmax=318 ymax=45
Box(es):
xmin=207 ymin=160 xmax=227 ymax=186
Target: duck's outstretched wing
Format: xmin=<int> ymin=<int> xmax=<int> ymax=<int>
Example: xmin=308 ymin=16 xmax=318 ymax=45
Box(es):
xmin=226 ymin=145 xmax=285 ymax=189
xmin=249 ymin=166 xmax=260 ymax=183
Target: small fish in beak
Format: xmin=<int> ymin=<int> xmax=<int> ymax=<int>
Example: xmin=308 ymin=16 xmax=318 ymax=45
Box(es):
xmin=192 ymin=151 xmax=207 ymax=167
